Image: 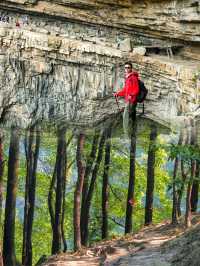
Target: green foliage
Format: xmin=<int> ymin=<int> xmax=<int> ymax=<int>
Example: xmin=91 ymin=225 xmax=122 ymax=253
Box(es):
xmin=168 ymin=144 xmax=200 ymax=163
xmin=90 ymin=129 xmax=172 ymax=239
xmin=2 ymin=121 xmax=191 ymax=264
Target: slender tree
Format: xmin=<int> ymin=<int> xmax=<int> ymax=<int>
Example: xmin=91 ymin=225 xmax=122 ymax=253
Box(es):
xmin=0 ymin=132 xmax=4 ymax=266
xmin=81 ymin=131 xmax=99 ymax=242
xmin=145 ymin=125 xmax=157 ymax=225
xmin=74 ymin=133 xmax=85 ymax=251
xmin=190 ymin=121 xmax=199 ymax=213
xmin=171 ymin=157 xmax=179 ymax=224
xmin=172 ymin=130 xmax=185 ymax=225
xmin=61 ymin=133 xmax=74 ymax=252
xmin=185 ymin=120 xmax=196 ymax=227
xmin=125 ymin=111 xmax=137 ymax=234
xmin=61 ymin=158 xmax=74 ymax=252
xmin=191 ymin=162 xmax=199 ymax=212
xmin=102 ymin=126 xmax=112 ymax=239
xmin=177 ymin=159 xmax=188 ymax=217
xmin=0 ymin=132 xmax=4 ymax=227
xmin=171 ymin=131 xmax=184 ymax=224
xmin=185 ymin=160 xmax=195 ymax=227
xmin=61 ymin=166 xmax=67 ymax=253
xmin=48 ymin=160 xmax=57 ymax=241
xmin=81 ymin=131 xmax=106 ymax=246
xmin=49 ymin=130 xmax=71 ymax=253
xmin=0 ymin=248 xmax=2 ymax=266
xmin=22 ymin=127 xmax=40 ymax=266
xmin=3 ymin=128 xmax=20 ymax=266
xmin=177 ymin=129 xmax=188 ymax=217
xmin=52 ymin=128 xmax=67 ymax=254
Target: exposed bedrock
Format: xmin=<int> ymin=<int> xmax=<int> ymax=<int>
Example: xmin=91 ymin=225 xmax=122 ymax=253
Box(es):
xmin=0 ymin=0 xmax=200 ymax=128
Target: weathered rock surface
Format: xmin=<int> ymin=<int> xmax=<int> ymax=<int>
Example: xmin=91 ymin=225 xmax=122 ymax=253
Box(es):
xmin=1 ymin=0 xmax=200 ymax=43
xmin=0 ymin=0 xmax=199 ymax=127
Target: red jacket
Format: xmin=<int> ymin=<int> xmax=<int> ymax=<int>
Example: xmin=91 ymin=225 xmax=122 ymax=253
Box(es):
xmin=116 ymin=72 xmax=139 ymax=104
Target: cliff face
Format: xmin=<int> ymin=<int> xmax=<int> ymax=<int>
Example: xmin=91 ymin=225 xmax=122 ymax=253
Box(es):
xmin=0 ymin=0 xmax=200 ymax=127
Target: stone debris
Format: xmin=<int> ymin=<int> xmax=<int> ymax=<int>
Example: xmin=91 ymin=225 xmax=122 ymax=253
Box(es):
xmin=119 ymin=38 xmax=132 ymax=52
xmin=132 ymin=47 xmax=146 ymax=56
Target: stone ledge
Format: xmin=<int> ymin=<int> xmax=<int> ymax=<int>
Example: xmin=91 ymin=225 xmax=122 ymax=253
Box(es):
xmin=0 ymin=0 xmax=200 ymax=43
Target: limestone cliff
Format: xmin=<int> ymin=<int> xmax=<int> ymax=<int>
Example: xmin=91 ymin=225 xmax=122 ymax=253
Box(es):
xmin=0 ymin=0 xmax=200 ymax=127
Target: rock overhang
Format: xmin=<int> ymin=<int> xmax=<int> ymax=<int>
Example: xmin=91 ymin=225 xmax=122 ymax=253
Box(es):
xmin=0 ymin=0 xmax=199 ymax=128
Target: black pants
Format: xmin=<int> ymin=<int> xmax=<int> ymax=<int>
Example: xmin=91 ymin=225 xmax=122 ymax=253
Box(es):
xmin=123 ymin=103 xmax=137 ymax=136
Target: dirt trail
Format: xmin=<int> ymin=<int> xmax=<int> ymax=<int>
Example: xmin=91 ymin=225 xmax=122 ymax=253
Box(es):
xmin=42 ymin=219 xmax=198 ymax=266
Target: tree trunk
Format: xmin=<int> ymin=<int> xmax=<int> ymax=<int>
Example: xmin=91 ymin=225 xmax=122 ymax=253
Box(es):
xmin=0 ymin=133 xmax=4 ymax=266
xmin=3 ymin=128 xmax=20 ymax=266
xmin=191 ymin=162 xmax=199 ymax=212
xmin=22 ymin=127 xmax=40 ymax=266
xmin=52 ymin=128 xmax=67 ymax=254
xmin=173 ymin=130 xmax=184 ymax=218
xmin=0 ymin=246 xmax=3 ymax=266
xmin=61 ymin=135 xmax=73 ymax=253
xmin=171 ymin=157 xmax=179 ymax=225
xmin=81 ymin=131 xmax=106 ymax=246
xmin=185 ymin=164 xmax=193 ymax=228
xmin=177 ymin=159 xmax=187 ymax=217
xmin=125 ymin=113 xmax=137 ymax=234
xmin=185 ymin=121 xmax=196 ymax=227
xmin=80 ymin=131 xmax=99 ymax=242
xmin=0 ymin=132 xmax=4 ymax=228
xmin=102 ymin=127 xmax=112 ymax=239
xmin=61 ymin=151 xmax=67 ymax=253
xmin=74 ymin=133 xmax=85 ymax=251
xmin=145 ymin=125 xmax=157 ymax=226
xmin=48 ymin=161 xmax=57 ymax=237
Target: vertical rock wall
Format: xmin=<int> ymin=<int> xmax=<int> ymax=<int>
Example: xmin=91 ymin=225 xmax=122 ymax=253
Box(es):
xmin=0 ymin=0 xmax=199 ymax=127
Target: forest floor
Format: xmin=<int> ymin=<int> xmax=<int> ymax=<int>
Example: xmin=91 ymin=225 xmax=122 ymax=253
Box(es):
xmin=41 ymin=214 xmax=200 ymax=266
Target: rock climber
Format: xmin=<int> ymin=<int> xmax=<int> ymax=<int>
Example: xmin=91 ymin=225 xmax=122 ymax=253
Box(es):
xmin=114 ymin=61 xmax=139 ymax=104
xmin=113 ymin=61 xmax=139 ymax=120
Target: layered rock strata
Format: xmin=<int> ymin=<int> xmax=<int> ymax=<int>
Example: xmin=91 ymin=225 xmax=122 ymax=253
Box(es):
xmin=0 ymin=0 xmax=199 ymax=127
